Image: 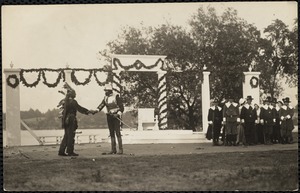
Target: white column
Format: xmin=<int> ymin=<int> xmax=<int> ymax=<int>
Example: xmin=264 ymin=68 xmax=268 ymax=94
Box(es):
xmin=243 ymin=72 xmax=261 ymax=105
xmin=64 ymin=69 xmax=72 ymax=84
xmin=202 ymin=71 xmax=210 ymax=133
xmin=157 ymin=72 xmax=168 ymax=130
xmin=4 ymin=68 xmax=21 ymax=146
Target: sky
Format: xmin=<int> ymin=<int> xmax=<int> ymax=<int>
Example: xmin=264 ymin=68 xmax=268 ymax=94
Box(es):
xmin=2 ymin=2 xmax=298 ymax=112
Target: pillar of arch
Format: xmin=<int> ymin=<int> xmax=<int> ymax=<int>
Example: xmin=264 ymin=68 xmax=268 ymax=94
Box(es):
xmin=4 ymin=68 xmax=21 ymax=146
xmin=110 ymin=54 xmax=168 ymax=130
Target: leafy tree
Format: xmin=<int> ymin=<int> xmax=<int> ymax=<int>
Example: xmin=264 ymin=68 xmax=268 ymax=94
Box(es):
xmin=256 ymin=19 xmax=297 ymax=99
xmin=189 ymin=7 xmax=261 ymax=100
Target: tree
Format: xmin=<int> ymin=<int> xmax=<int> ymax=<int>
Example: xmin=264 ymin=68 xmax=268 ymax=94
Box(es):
xmin=189 ymin=7 xmax=261 ymax=100
xmin=256 ymin=19 xmax=297 ymax=99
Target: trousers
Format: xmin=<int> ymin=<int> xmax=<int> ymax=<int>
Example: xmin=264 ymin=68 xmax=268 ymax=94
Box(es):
xmin=59 ymin=114 xmax=77 ymax=154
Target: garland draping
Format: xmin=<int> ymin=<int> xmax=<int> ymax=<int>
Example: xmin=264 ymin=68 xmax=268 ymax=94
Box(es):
xmin=250 ymin=76 xmax=259 ymax=88
xmin=112 ymin=58 xmax=165 ymax=71
xmin=20 ymin=69 xmax=41 ymax=87
xmin=6 ymin=74 xmax=19 ymax=88
xmin=71 ymin=70 xmax=93 ymax=86
xmin=42 ymin=70 xmax=65 ymax=88
xmin=7 ymin=68 xmax=112 ymax=88
xmin=93 ymin=70 xmax=110 ymax=86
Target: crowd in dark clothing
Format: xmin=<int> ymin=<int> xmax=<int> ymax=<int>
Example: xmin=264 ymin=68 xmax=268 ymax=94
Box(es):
xmin=206 ymin=96 xmax=295 ymax=146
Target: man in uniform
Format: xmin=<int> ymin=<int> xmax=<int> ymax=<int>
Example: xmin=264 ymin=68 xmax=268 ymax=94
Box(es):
xmin=240 ymin=96 xmax=257 ymax=145
xmin=58 ymin=84 xmax=91 ymax=156
xmin=260 ymin=96 xmax=276 ymax=145
xmin=222 ymin=95 xmax=239 ymax=146
xmin=207 ymin=99 xmax=223 ymax=146
xmin=92 ymin=84 xmax=124 ymax=154
xmin=279 ymin=97 xmax=294 ymax=144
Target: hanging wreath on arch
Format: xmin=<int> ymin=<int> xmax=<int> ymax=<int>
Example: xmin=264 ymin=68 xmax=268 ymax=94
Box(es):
xmin=250 ymin=76 xmax=259 ymax=88
xmin=6 ymin=74 xmax=19 ymax=88
xmin=71 ymin=70 xmax=93 ymax=86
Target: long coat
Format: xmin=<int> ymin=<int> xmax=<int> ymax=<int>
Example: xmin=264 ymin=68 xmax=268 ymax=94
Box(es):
xmin=223 ymin=102 xmax=239 ymax=135
xmin=279 ymin=105 xmax=294 ymax=131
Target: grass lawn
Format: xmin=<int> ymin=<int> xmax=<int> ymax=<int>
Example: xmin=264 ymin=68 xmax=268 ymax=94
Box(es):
xmin=3 ymin=149 xmax=298 ymax=191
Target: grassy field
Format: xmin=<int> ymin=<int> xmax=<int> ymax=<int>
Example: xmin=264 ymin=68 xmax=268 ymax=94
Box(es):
xmin=3 ymin=149 xmax=298 ymax=191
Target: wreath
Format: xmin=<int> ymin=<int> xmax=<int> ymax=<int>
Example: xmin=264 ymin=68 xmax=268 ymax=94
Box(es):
xmin=6 ymin=74 xmax=19 ymax=88
xmin=250 ymin=76 xmax=259 ymax=88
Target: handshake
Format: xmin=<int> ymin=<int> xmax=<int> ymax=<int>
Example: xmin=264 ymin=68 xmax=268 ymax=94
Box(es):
xmin=88 ymin=110 xmax=98 ymax=115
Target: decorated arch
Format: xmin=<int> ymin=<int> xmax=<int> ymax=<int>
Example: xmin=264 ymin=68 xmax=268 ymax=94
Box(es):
xmin=4 ymin=54 xmax=216 ymax=146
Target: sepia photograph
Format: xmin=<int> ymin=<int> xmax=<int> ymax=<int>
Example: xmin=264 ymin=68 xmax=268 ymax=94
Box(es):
xmin=2 ymin=1 xmax=298 ymax=191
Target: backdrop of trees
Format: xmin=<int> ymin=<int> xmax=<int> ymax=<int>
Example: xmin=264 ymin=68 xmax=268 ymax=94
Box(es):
xmin=3 ymin=108 xmax=137 ymax=130
xmin=98 ymin=6 xmax=297 ymax=131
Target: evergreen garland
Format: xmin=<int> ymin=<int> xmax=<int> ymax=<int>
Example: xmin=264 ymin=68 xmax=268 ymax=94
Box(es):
xmin=20 ymin=69 xmax=41 ymax=87
xmin=93 ymin=70 xmax=110 ymax=86
xmin=41 ymin=70 xmax=65 ymax=88
xmin=71 ymin=70 xmax=93 ymax=86
xmin=113 ymin=58 xmax=165 ymax=71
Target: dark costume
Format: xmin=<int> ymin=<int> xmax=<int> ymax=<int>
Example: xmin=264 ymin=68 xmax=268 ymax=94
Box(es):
xmin=260 ymin=104 xmax=276 ymax=144
xmin=207 ymin=105 xmax=223 ymax=145
xmin=58 ymin=95 xmax=89 ymax=156
xmin=240 ymin=104 xmax=257 ymax=145
xmin=255 ymin=107 xmax=264 ymax=144
xmin=272 ymin=105 xmax=282 ymax=143
xmin=223 ymin=101 xmax=239 ymax=146
xmin=279 ymin=104 xmax=294 ymax=144
xmin=98 ymin=93 xmax=124 ymax=154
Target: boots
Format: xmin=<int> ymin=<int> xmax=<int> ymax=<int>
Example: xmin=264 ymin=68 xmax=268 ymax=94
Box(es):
xmin=117 ymin=136 xmax=123 ymax=154
xmin=232 ymin=135 xmax=237 ymax=146
xmin=109 ymin=137 xmax=117 ymax=154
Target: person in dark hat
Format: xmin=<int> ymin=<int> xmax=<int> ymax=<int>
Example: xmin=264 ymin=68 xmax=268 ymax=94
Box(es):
xmin=222 ymin=95 xmax=239 ymax=146
xmin=259 ymin=96 xmax=276 ymax=145
xmin=279 ymin=97 xmax=294 ymax=144
xmin=271 ymin=98 xmax=281 ymax=144
xmin=58 ymin=84 xmax=92 ymax=156
xmin=92 ymin=84 xmax=124 ymax=154
xmin=240 ymin=96 xmax=257 ymax=145
xmin=207 ymin=98 xmax=223 ymax=146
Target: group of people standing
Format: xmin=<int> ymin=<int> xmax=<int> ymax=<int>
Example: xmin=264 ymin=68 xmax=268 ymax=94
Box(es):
xmin=207 ymin=95 xmax=295 ymax=146
xmin=57 ymin=83 xmax=124 ymax=156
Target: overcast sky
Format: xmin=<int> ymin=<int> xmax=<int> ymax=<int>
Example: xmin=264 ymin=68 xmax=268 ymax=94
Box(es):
xmin=2 ymin=2 xmax=298 ymax=112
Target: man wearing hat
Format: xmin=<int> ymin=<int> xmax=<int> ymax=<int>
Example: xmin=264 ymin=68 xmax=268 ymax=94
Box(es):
xmin=207 ymin=98 xmax=223 ymax=146
xmin=240 ymin=96 xmax=257 ymax=145
xmin=271 ymin=98 xmax=281 ymax=144
xmin=260 ymin=96 xmax=276 ymax=145
xmin=58 ymin=84 xmax=92 ymax=156
xmin=92 ymin=84 xmax=124 ymax=154
xmin=222 ymin=95 xmax=239 ymax=146
xmin=279 ymin=97 xmax=294 ymax=144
